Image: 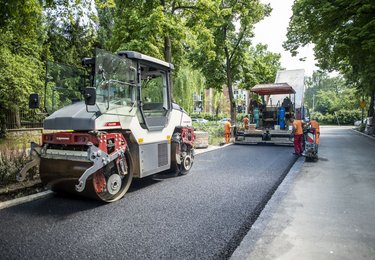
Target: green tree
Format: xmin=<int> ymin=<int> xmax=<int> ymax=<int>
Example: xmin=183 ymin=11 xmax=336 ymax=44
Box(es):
xmin=95 ymin=0 xmax=115 ymax=49
xmin=110 ymin=1 xmax=205 ymax=63
xmin=284 ymin=0 xmax=375 ymax=117
xmin=44 ymin=0 xmax=97 ymax=65
xmin=240 ymin=43 xmax=282 ymax=89
xmin=0 ymin=0 xmax=45 ymax=133
xmin=304 ymin=71 xmax=340 ymax=111
xmin=173 ymin=66 xmax=205 ymax=114
xmin=304 ymin=71 xmax=362 ymax=124
xmin=191 ymin=0 xmax=271 ymax=123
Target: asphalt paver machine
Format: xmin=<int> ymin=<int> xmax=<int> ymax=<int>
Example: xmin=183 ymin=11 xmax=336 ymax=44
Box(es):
xmin=19 ymin=49 xmax=195 ymax=202
xmin=235 ymin=83 xmax=296 ymax=145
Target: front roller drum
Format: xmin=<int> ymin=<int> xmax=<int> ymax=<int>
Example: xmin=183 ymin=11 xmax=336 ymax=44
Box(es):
xmin=40 ymin=154 xmax=133 ymax=202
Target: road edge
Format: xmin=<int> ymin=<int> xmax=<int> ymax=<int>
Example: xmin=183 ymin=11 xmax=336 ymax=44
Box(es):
xmin=230 ymin=156 xmax=305 ymax=259
xmin=351 ymin=128 xmax=375 ymax=140
xmin=0 ymin=190 xmax=54 ymax=210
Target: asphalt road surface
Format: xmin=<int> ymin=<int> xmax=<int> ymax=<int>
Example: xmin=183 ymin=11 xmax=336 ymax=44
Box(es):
xmin=0 ymin=145 xmax=297 ymax=260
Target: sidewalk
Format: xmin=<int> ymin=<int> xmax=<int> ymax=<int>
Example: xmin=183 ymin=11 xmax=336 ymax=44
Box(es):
xmin=231 ymin=126 xmax=375 ymax=259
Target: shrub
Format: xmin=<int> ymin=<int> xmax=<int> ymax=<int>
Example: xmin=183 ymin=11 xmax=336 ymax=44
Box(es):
xmin=0 ymin=142 xmax=39 ymax=187
xmin=311 ymin=110 xmax=361 ymax=125
xmin=335 ymin=110 xmax=361 ymax=125
xmin=190 ymin=112 xmax=230 ymax=121
xmin=193 ymin=122 xmax=224 ymax=145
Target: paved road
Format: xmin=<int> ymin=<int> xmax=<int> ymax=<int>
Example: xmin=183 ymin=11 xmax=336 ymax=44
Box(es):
xmin=0 ymin=145 xmax=297 ymax=260
xmin=231 ymin=126 xmax=375 ymax=259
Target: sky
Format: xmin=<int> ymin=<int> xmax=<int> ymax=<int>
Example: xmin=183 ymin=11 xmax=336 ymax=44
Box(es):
xmin=253 ymin=0 xmax=319 ymax=76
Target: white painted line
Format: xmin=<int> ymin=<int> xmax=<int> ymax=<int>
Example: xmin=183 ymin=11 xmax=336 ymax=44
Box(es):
xmin=0 ymin=190 xmax=54 ymax=210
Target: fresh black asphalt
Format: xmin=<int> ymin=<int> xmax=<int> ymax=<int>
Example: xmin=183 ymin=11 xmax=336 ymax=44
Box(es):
xmin=0 ymin=145 xmax=297 ymax=260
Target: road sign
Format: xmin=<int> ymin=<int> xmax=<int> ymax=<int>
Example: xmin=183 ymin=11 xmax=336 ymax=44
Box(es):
xmin=359 ymin=100 xmax=366 ymax=109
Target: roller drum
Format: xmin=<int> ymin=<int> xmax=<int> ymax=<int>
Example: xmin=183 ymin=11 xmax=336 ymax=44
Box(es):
xmin=40 ymin=156 xmax=133 ymax=202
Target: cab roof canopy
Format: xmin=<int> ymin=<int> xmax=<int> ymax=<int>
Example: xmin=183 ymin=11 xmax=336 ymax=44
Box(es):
xmin=250 ymin=83 xmax=296 ymax=95
xmin=117 ymin=51 xmax=174 ymax=70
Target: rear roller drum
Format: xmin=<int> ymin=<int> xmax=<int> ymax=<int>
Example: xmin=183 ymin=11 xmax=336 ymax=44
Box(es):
xmin=179 ymin=154 xmax=193 ymax=175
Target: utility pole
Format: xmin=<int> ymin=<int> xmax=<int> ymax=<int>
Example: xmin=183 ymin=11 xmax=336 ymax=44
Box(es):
xmin=312 ymin=94 xmax=315 ymax=112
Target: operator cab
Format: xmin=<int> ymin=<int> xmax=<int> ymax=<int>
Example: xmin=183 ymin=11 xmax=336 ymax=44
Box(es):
xmin=86 ymin=49 xmax=173 ymax=131
xmin=28 ymin=48 xmax=174 ymax=131
xmin=117 ymin=51 xmax=174 ymax=131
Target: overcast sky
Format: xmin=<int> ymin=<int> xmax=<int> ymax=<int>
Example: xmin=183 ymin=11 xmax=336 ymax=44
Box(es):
xmin=253 ymin=0 xmax=318 ymax=76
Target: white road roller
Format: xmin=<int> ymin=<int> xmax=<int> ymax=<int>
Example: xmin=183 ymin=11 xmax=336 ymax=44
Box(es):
xmin=19 ymin=49 xmax=195 ymax=202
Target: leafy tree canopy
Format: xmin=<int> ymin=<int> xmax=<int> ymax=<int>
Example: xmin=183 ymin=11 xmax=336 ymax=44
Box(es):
xmin=240 ymin=43 xmax=282 ymax=89
xmin=0 ymin=0 xmax=44 ymax=110
xmin=192 ymin=0 xmax=271 ymax=121
xmin=284 ymin=0 xmax=375 ymax=91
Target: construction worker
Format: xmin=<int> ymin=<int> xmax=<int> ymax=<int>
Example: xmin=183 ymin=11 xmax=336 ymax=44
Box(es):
xmin=224 ymin=119 xmax=232 ymax=144
xmin=242 ymin=115 xmax=249 ymax=130
xmin=253 ymin=107 xmax=259 ymax=128
xmin=308 ymin=117 xmax=320 ymax=152
xmin=291 ymin=117 xmax=304 ymax=155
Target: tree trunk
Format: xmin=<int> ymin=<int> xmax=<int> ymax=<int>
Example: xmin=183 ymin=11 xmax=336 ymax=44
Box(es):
xmin=8 ymin=107 xmax=21 ymax=129
xmin=226 ymin=56 xmax=236 ymax=124
xmin=164 ymin=36 xmax=173 ymax=97
xmin=368 ymin=90 xmax=374 ymax=118
xmin=164 ymin=36 xmax=172 ymax=63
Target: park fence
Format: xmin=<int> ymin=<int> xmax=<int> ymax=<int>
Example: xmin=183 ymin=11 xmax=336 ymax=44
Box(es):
xmin=1 ymin=108 xmax=44 ymax=130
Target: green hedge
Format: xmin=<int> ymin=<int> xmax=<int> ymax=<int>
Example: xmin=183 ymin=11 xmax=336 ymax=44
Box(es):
xmin=190 ymin=112 xmax=229 ymax=121
xmin=312 ymin=110 xmax=361 ymax=125
xmin=190 ymin=112 xmax=247 ymax=124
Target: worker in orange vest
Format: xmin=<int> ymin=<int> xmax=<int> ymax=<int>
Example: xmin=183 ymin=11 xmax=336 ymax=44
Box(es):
xmin=224 ymin=119 xmax=232 ymax=144
xmin=291 ymin=117 xmax=304 ymax=155
xmin=242 ymin=115 xmax=249 ymax=130
xmin=308 ymin=117 xmax=320 ymax=152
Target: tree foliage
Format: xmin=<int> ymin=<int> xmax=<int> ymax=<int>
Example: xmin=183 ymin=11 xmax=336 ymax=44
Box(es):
xmin=0 ymin=0 xmax=282 ymax=134
xmin=109 ymin=0 xmax=204 ymax=65
xmin=284 ymin=0 xmax=375 ymax=116
xmin=240 ymin=43 xmax=282 ymax=89
xmin=173 ymin=66 xmax=206 ymax=114
xmin=305 ymin=71 xmax=363 ymax=124
xmin=44 ymin=0 xmax=97 ymax=65
xmin=191 ymin=0 xmax=271 ymax=122
xmin=0 ymin=0 xmax=45 ymax=131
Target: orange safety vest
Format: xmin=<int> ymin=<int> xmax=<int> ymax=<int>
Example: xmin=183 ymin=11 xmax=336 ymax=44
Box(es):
xmin=224 ymin=121 xmax=231 ymax=134
xmin=293 ymin=120 xmax=303 ymax=135
xmin=243 ymin=117 xmax=249 ymax=128
xmin=310 ymin=120 xmax=320 ymax=144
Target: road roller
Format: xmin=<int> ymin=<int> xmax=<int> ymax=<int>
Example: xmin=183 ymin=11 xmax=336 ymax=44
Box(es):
xmin=18 ymin=48 xmax=195 ymax=202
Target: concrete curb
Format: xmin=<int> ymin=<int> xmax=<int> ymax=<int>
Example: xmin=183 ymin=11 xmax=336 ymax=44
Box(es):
xmin=0 ymin=143 xmax=232 ymax=211
xmin=0 ymin=190 xmax=54 ymax=210
xmin=195 ymin=143 xmax=233 ymax=155
xmin=230 ymin=156 xmax=305 ymax=259
xmin=351 ymin=128 xmax=375 ymax=140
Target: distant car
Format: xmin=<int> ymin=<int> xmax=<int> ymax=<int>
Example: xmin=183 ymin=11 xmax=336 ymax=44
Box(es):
xmin=192 ymin=118 xmax=209 ymax=123
xmin=218 ymin=118 xmax=230 ymax=124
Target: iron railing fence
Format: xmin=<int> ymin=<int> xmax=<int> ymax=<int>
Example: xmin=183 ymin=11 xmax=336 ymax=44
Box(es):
xmin=1 ymin=109 xmax=45 ymax=130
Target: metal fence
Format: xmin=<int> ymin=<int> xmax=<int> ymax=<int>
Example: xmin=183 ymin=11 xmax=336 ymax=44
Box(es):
xmin=1 ymin=109 xmax=44 ymax=130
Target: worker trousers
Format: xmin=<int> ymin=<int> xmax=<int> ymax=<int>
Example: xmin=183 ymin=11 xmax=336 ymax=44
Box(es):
xmin=293 ymin=134 xmax=303 ymax=154
xmin=225 ymin=133 xmax=230 ymax=144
